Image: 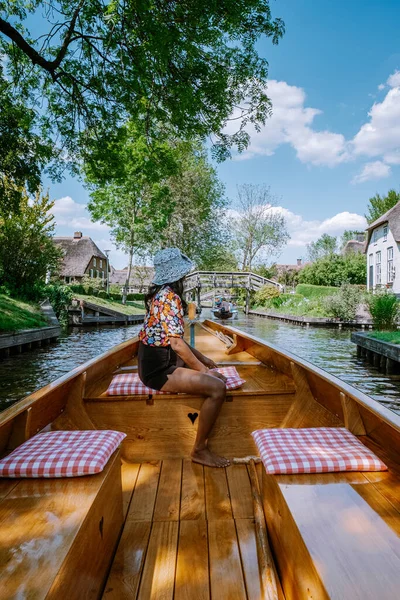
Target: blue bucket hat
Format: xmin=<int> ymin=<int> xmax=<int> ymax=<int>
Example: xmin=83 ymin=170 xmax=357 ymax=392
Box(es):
xmin=152 ymin=247 xmax=193 ymax=285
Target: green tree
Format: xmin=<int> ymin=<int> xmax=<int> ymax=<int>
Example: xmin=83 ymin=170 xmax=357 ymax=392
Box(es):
xmin=0 ymin=1 xmax=284 ymax=161
xmin=340 ymin=230 xmax=365 ymax=249
xmin=161 ymin=141 xmax=230 ymax=268
xmin=298 ymin=253 xmax=366 ymax=287
xmin=306 ymin=234 xmax=337 ymax=262
xmin=232 ymin=184 xmax=290 ymax=271
xmin=85 ymin=124 xmax=179 ymax=303
xmin=0 ymin=186 xmax=61 ymax=297
xmin=365 ymin=190 xmax=400 ymax=224
xmin=0 ymin=76 xmax=56 ymax=214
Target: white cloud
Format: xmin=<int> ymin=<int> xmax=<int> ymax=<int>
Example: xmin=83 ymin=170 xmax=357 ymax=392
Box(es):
xmin=227 ymin=80 xmax=349 ymax=167
xmin=276 ymin=208 xmax=367 ymax=248
xmin=387 ymin=70 xmax=400 ymax=88
xmin=378 ymin=84 xmax=385 ymax=91
xmin=352 ymin=86 xmax=400 ymax=161
xmin=352 ymin=161 xmax=391 ymax=184
xmin=227 ymin=204 xmax=367 ymax=250
xmin=228 ymin=71 xmax=400 ymax=180
xmin=51 ymin=196 xmax=108 ymax=232
xmin=51 ymin=196 xmax=130 ymax=269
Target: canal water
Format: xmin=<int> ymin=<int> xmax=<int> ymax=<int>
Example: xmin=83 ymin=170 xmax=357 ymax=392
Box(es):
xmin=1 ymin=311 xmax=400 ymax=413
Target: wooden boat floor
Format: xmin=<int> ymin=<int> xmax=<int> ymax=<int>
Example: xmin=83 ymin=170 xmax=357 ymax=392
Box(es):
xmin=103 ymin=459 xmax=265 ymax=600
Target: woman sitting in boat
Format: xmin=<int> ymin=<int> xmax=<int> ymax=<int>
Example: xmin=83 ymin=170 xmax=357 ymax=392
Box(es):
xmin=138 ymin=248 xmax=229 ymax=468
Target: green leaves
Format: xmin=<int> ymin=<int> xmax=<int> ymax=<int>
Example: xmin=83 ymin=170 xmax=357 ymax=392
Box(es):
xmin=365 ymin=190 xmax=400 ymax=224
xmin=0 ymin=186 xmax=62 ymax=296
xmin=0 ymin=0 xmax=284 ymax=160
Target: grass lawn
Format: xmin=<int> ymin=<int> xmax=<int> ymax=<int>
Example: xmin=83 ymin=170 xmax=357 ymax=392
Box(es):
xmin=75 ymin=294 xmax=145 ymax=315
xmin=367 ymin=331 xmax=400 ymax=344
xmin=0 ymin=294 xmax=48 ymax=332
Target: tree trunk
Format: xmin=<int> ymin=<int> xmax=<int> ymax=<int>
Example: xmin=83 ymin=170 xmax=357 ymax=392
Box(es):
xmin=122 ymin=247 xmax=134 ymax=305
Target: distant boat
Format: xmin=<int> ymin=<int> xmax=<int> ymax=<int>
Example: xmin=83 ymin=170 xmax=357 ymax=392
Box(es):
xmin=212 ymin=306 xmax=238 ymax=320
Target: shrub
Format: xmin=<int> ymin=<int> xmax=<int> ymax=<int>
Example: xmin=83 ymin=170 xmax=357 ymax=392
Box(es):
xmin=366 ymin=291 xmax=399 ymax=330
xmin=253 ymin=285 xmax=280 ymax=307
xmin=98 ymin=290 xmax=109 ymax=299
xmin=296 ymin=284 xmax=338 ymax=299
xmin=324 ymin=284 xmax=361 ymax=321
xmin=67 ymin=284 xmax=86 ymax=295
xmin=126 ymin=293 xmax=145 ymax=301
xmin=44 ymin=284 xmax=73 ymax=325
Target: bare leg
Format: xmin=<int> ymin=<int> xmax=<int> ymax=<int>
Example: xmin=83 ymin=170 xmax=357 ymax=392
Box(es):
xmin=161 ymin=368 xmax=229 ymax=467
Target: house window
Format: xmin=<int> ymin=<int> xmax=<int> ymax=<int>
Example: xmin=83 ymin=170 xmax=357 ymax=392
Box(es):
xmin=102 ymin=271 xmax=105 ymax=280
xmin=373 ymin=229 xmax=378 ymax=243
xmin=94 ymin=257 xmax=97 ymax=267
xmin=383 ymin=225 xmax=388 ymax=242
xmin=388 ymin=247 xmax=394 ymax=283
xmin=376 ymin=251 xmax=381 ymax=285
xmin=90 ymin=269 xmax=94 ymax=278
xmin=100 ymin=259 xmax=103 ymax=268
xmin=97 ymin=270 xmax=100 ymax=278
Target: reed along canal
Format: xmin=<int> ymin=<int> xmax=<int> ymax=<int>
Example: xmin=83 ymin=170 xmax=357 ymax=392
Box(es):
xmin=1 ymin=311 xmax=400 ymax=413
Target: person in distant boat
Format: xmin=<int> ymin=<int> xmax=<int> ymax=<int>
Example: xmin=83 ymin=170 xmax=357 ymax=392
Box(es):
xmin=138 ymin=248 xmax=229 ymax=468
xmin=220 ymin=298 xmax=231 ymax=314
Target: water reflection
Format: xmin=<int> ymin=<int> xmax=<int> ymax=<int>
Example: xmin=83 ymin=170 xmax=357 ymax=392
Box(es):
xmin=1 ymin=313 xmax=400 ymax=414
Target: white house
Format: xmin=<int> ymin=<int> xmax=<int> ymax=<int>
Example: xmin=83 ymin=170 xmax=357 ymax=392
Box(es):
xmin=365 ymin=202 xmax=400 ymax=294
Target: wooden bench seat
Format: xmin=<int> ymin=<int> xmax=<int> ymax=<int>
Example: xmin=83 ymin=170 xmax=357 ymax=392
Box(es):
xmin=261 ymin=443 xmax=400 ymax=600
xmin=0 ymin=449 xmax=123 ymax=600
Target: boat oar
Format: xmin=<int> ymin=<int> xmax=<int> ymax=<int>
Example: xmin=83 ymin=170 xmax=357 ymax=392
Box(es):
xmin=233 ymin=456 xmax=280 ymax=600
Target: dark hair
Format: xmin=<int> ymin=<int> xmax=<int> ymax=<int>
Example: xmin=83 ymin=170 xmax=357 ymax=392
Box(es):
xmin=145 ymin=278 xmax=188 ymax=314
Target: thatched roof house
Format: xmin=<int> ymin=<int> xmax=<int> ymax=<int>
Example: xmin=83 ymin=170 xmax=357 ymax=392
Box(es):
xmin=110 ymin=265 xmax=154 ymax=293
xmin=53 ymin=232 xmax=108 ymax=283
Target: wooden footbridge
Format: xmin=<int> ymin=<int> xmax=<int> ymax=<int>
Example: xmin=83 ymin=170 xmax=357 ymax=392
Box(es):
xmin=184 ymin=271 xmax=283 ymax=314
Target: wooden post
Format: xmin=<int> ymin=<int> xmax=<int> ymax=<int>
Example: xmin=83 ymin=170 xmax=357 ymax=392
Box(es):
xmin=245 ymin=288 xmax=250 ymax=315
xmin=188 ymin=302 xmax=196 ymax=348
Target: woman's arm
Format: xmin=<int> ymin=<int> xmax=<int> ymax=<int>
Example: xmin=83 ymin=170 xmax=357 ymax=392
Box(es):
xmin=170 ymin=337 xmax=208 ymax=372
xmin=186 ymin=343 xmax=217 ymax=368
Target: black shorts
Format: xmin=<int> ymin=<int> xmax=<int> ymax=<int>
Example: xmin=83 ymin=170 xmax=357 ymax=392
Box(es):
xmin=138 ymin=341 xmax=184 ymax=390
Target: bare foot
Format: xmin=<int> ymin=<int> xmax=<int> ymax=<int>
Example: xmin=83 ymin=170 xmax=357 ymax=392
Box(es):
xmin=191 ymin=448 xmax=230 ymax=468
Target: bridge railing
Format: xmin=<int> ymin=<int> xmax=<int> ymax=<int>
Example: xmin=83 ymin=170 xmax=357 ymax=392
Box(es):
xmin=184 ymin=271 xmax=282 ymax=292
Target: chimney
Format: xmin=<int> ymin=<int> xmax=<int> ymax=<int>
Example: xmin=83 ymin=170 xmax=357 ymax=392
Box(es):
xmin=297 ymin=258 xmax=302 ymax=266
xmin=74 ymin=231 xmax=82 ymax=239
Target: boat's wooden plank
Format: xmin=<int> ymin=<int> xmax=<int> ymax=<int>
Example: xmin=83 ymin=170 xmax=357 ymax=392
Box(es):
xmin=205 ymin=467 xmax=232 ymax=520
xmin=0 ymin=450 xmax=120 ymax=600
xmin=208 ymin=519 xmax=247 ymax=600
xmin=180 ymin=459 xmax=205 ymax=520
xmin=226 ymin=464 xmax=253 ymax=519
xmin=48 ymin=452 xmax=124 ymax=600
xmin=121 ymin=461 xmax=141 ymax=519
xmin=137 ymin=521 xmax=179 ymax=600
xmin=0 ymin=479 xmax=19 ymax=500
xmin=102 ymin=521 xmax=151 ymax=599
xmin=88 ymin=394 xmax=293 ymax=461
xmin=153 ymin=459 xmax=182 ymax=522
xmin=127 ymin=461 xmax=161 ymax=522
xmin=361 ymin=437 xmax=400 ymax=514
xmin=262 ymin=469 xmax=400 ymax=600
xmin=175 ymin=519 xmax=209 ymax=600
xmin=235 ymin=518 xmax=266 ymax=600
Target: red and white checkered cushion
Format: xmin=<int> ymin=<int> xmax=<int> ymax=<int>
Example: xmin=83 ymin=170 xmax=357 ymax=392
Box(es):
xmin=210 ymin=366 xmax=246 ymax=390
xmin=0 ymin=430 xmax=126 ymax=478
xmin=252 ymin=427 xmax=387 ymax=475
xmin=107 ymin=366 xmax=245 ymax=396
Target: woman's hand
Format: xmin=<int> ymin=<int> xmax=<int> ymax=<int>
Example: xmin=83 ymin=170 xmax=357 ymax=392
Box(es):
xmin=211 ymin=370 xmax=227 ymax=383
xmin=202 ymin=356 xmax=218 ymax=369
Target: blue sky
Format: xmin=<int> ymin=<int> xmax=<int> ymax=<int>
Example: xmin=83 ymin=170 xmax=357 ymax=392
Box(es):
xmin=47 ymin=0 xmax=400 ymax=268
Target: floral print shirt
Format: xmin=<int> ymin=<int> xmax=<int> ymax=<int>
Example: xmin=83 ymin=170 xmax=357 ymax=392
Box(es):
xmin=139 ymin=286 xmax=185 ymax=346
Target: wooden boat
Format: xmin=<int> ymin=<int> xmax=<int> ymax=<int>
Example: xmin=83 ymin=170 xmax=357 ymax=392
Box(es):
xmin=1 ymin=318 xmax=400 ymax=599
xmin=211 ymin=306 xmax=238 ymax=319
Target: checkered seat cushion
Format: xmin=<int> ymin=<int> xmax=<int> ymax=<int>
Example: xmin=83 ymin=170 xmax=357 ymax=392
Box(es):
xmin=106 ymin=366 xmax=246 ymax=396
xmin=252 ymin=427 xmax=387 ymax=475
xmin=0 ymin=430 xmax=126 ymax=478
